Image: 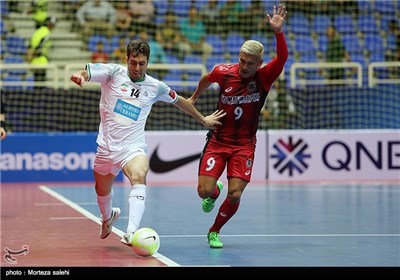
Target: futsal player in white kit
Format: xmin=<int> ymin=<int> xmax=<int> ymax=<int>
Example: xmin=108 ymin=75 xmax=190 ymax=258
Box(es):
xmin=70 ymin=39 xmax=225 ymax=244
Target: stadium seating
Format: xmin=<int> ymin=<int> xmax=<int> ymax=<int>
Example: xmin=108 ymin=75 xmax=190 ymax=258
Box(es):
xmin=373 ymin=0 xmax=396 ymax=15
xmin=334 ymin=14 xmax=356 ymax=35
xmin=341 ymin=34 xmax=363 ymax=54
xmin=5 ymin=34 xmax=27 ymax=56
xmin=357 ymin=15 xmax=379 ymax=34
xmin=311 ymin=14 xmax=332 ymax=36
xmin=87 ymin=34 xmax=112 ymax=54
xmin=205 ymin=34 xmax=225 ymax=55
xmin=225 ymin=33 xmax=245 ymax=55
xmin=153 ymin=0 xmax=169 ymax=17
xmin=3 ymin=55 xmax=27 ymax=76
xmin=363 ymin=33 xmax=384 ymax=54
xmin=294 ymin=35 xmax=317 ymax=56
xmin=356 ymin=0 xmax=373 ymax=14
xmin=288 ymin=13 xmax=311 ymax=35
xmin=2 ymin=74 xmax=24 ymax=89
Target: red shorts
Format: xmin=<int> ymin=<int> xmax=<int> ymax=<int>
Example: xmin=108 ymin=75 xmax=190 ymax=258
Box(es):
xmin=198 ymin=137 xmax=255 ymax=182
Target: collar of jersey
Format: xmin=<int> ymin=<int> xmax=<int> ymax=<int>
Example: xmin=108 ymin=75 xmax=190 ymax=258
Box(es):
xmin=129 ymin=74 xmax=145 ymax=83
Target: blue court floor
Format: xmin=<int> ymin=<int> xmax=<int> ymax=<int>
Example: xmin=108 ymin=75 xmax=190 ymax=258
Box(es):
xmin=47 ymin=182 xmax=400 ymax=267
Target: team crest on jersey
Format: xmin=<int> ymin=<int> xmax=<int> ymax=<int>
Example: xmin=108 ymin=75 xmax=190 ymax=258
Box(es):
xmin=247 ymin=81 xmax=257 ymax=94
xmin=246 ymin=159 xmax=253 ymax=168
xmin=120 ymin=83 xmax=129 ymax=92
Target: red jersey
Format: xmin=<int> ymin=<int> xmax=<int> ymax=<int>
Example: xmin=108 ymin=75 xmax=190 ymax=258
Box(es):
xmin=207 ymin=32 xmax=288 ymax=146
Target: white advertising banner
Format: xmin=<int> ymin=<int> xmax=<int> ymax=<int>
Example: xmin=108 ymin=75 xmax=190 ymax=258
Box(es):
xmin=267 ymin=130 xmax=400 ymax=182
xmin=125 ymin=129 xmax=400 ymax=185
xmin=141 ymin=131 xmax=267 ymax=185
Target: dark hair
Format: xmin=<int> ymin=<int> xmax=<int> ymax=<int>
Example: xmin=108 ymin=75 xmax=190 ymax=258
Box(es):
xmin=127 ymin=40 xmax=150 ymax=61
xmin=46 ymin=16 xmax=56 ymax=25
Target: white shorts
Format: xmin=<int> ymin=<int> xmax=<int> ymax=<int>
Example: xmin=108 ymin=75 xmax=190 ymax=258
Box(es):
xmin=93 ymin=144 xmax=148 ymax=176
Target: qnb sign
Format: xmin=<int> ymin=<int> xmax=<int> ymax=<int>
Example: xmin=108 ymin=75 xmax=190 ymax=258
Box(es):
xmin=322 ymin=141 xmax=400 ymax=171
xmin=268 ymin=130 xmax=400 ymax=181
xmin=0 ymin=152 xmax=95 ymax=171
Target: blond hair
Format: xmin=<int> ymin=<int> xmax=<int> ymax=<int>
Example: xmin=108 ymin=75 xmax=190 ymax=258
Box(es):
xmin=240 ymin=40 xmax=264 ymax=60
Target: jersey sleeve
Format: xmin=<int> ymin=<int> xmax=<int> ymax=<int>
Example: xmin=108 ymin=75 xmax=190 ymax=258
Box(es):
xmin=207 ymin=64 xmax=225 ymax=83
xmin=259 ymin=32 xmax=288 ymax=89
xmin=86 ymin=63 xmax=116 ymax=84
xmin=156 ymin=81 xmax=179 ymax=104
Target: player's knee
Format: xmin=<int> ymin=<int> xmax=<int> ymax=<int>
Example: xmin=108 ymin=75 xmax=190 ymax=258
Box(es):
xmin=127 ymin=170 xmax=147 ymax=185
xmin=227 ymin=190 xmax=242 ymax=204
xmin=197 ymin=184 xmax=211 ymax=199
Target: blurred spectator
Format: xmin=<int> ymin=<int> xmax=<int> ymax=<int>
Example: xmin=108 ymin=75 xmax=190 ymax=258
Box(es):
xmin=332 ymin=1 xmax=358 ymax=16
xmin=91 ymin=41 xmax=110 ymax=63
xmin=325 ymin=25 xmax=352 ymax=80
xmin=155 ymin=11 xmax=190 ymax=62
xmin=261 ymin=79 xmax=296 ymax=129
xmin=7 ymin=1 xmax=21 ymax=13
xmin=385 ymin=19 xmax=400 ymax=78
xmin=198 ymin=0 xmax=222 ymax=35
xmin=129 ymin=0 xmax=155 ymax=35
xmin=26 ymin=16 xmax=56 ymax=85
xmin=62 ymin=1 xmax=83 ymax=22
xmin=138 ymin=30 xmax=167 ymax=79
xmin=138 ymin=31 xmax=166 ymax=65
xmin=385 ymin=19 xmax=400 ymax=61
xmin=112 ymin=36 xmax=127 ymax=64
xmin=179 ymin=6 xmax=213 ymax=64
xmin=114 ymin=1 xmax=132 ymax=38
xmin=0 ymin=100 xmax=10 ymax=140
xmin=219 ymin=0 xmax=245 ymax=37
xmin=27 ymin=0 xmax=48 ymax=28
xmin=76 ymin=0 xmax=116 ymax=43
xmin=242 ymin=0 xmax=268 ymax=39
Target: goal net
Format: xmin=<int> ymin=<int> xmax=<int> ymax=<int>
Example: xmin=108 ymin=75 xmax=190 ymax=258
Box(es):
xmin=1 ymin=0 xmax=399 ymax=132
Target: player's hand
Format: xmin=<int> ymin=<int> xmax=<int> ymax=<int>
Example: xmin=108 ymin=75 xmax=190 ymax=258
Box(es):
xmin=267 ymin=4 xmax=287 ymax=33
xmin=203 ymin=110 xmax=226 ymax=130
xmin=70 ymin=73 xmax=85 ymax=87
xmin=0 ymin=127 xmax=7 ymax=140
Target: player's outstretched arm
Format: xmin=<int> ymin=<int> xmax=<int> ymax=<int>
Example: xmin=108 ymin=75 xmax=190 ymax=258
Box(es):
xmin=266 ymin=3 xmax=287 ymax=33
xmin=70 ymin=70 xmax=89 ymax=87
xmin=187 ymin=73 xmax=212 ymax=105
xmin=174 ymin=96 xmax=225 ymax=130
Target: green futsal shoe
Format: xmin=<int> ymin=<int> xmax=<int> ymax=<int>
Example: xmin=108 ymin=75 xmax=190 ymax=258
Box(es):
xmin=202 ymin=181 xmax=223 ymax=213
xmin=207 ymin=231 xmax=223 ymax=248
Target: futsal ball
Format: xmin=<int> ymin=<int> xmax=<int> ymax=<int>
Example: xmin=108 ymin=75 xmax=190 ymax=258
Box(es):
xmin=131 ymin=227 xmax=160 ymax=257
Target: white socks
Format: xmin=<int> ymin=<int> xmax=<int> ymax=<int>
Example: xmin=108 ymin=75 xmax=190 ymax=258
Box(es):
xmin=127 ymin=184 xmax=146 ymax=233
xmin=97 ymin=188 xmax=114 ymax=221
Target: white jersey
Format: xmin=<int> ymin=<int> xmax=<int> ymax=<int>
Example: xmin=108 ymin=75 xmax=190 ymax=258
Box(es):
xmin=86 ymin=63 xmax=178 ymax=153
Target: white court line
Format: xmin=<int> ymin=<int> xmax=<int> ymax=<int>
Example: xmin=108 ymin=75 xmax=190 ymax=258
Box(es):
xmin=38 ymin=185 xmax=181 ymax=267
xmin=156 ymin=233 xmax=400 ymax=238
xmin=158 ymin=233 xmax=400 ymax=238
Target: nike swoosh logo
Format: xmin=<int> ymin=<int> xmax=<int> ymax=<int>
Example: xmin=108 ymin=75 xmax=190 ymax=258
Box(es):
xmin=145 ymin=236 xmax=157 ymax=241
xmin=149 ymin=145 xmax=201 ymax=173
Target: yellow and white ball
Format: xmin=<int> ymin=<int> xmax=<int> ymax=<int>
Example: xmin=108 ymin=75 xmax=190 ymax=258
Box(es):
xmin=131 ymin=227 xmax=160 ymax=257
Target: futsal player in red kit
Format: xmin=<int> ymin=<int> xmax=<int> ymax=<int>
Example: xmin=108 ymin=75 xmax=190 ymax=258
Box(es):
xmin=188 ymin=4 xmax=288 ymax=248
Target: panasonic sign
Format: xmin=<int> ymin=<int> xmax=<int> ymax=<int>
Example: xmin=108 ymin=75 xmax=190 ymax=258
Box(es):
xmin=1 ymin=152 xmax=95 ymax=171
xmin=0 ymin=133 xmax=123 ymax=183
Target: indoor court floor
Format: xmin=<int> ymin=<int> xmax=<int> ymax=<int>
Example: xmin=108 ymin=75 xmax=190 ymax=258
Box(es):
xmin=1 ymin=181 xmax=399 ymax=271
